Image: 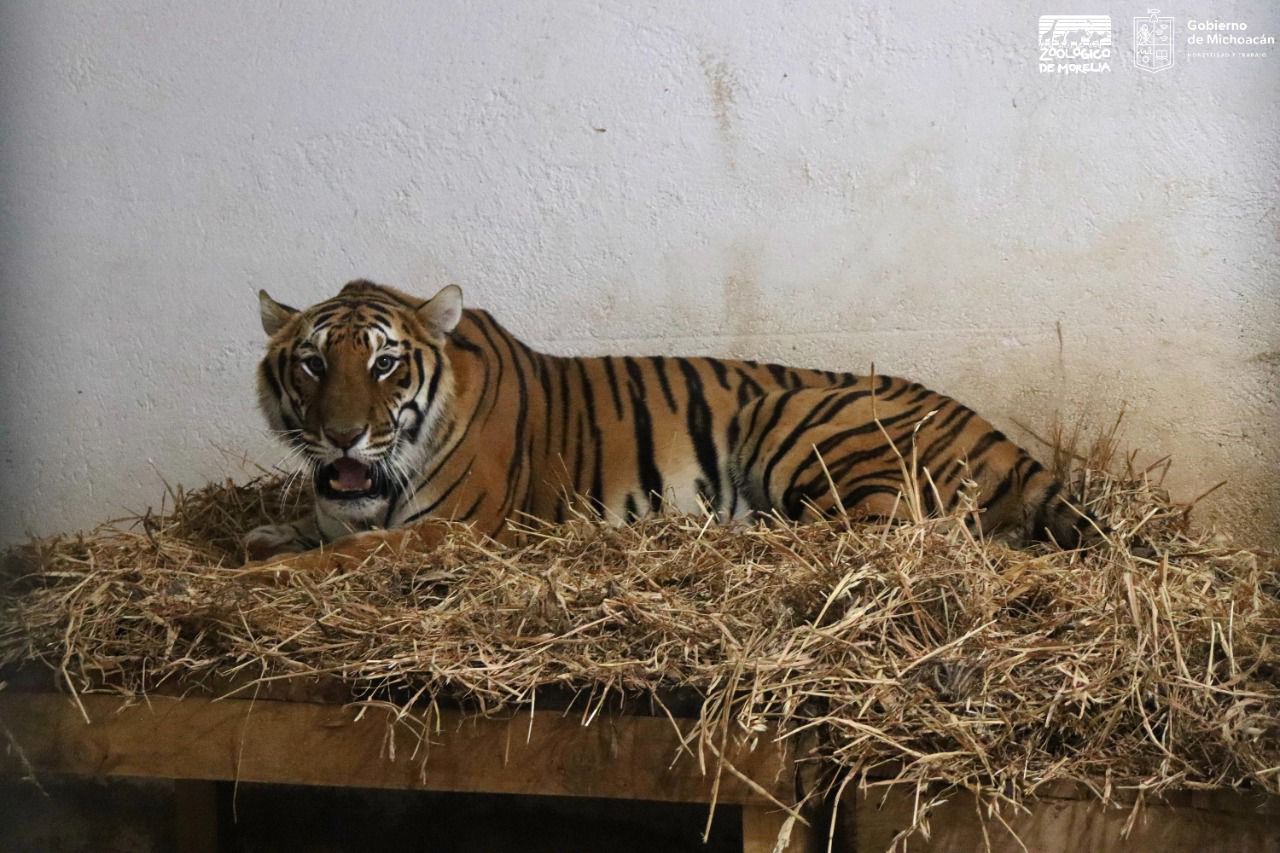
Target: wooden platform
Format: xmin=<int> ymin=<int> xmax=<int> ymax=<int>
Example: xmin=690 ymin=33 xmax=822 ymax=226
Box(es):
xmin=0 ymin=690 xmax=810 ymax=852
xmin=2 ymin=689 xmax=1276 ymax=852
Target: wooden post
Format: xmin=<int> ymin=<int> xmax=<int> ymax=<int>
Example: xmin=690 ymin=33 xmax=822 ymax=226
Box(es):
xmin=741 ymin=805 xmax=812 ymax=853
xmin=173 ymin=779 xmax=219 ymax=853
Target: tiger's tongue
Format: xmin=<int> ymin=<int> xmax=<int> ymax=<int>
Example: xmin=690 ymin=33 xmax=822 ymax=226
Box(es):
xmin=331 ymin=458 xmax=372 ymax=492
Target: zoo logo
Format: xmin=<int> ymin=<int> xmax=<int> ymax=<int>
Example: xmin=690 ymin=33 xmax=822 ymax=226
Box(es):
xmin=1039 ymin=14 xmax=1113 ymax=74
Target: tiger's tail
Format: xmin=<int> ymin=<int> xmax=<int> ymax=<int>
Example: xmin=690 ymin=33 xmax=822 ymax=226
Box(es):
xmin=1011 ymin=460 xmax=1102 ymax=549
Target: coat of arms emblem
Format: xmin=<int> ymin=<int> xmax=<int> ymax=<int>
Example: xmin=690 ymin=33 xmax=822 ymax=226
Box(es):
xmin=1134 ymin=9 xmax=1175 ymax=72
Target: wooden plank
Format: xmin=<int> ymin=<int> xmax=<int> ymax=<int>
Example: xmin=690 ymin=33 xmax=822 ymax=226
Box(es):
xmin=853 ymin=784 xmax=1280 ymax=853
xmin=173 ymin=779 xmax=219 ymax=853
xmin=741 ymin=804 xmax=813 ymax=853
xmin=0 ymin=692 xmax=792 ymax=807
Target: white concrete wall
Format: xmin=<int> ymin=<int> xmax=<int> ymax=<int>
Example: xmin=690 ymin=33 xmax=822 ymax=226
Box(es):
xmin=1 ymin=1 xmax=1277 ymax=546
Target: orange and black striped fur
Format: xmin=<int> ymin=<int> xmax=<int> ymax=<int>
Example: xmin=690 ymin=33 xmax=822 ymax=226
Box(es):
xmin=245 ymin=280 xmax=1095 ymax=564
xmin=729 ymin=386 xmax=1087 ymax=545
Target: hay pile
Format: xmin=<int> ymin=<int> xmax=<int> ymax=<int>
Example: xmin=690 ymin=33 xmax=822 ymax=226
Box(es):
xmin=1 ymin=437 xmax=1278 ymax=843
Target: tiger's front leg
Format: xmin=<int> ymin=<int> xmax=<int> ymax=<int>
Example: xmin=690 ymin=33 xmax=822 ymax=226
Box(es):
xmin=235 ymin=506 xmax=521 ymax=579
xmin=236 ymin=521 xmax=448 ymax=578
xmin=244 ymin=516 xmax=321 ymax=561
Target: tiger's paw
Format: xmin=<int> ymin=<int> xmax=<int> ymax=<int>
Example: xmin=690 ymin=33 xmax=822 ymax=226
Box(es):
xmin=244 ymin=523 xmax=311 ymax=562
xmin=237 ymin=527 xmax=420 ymax=581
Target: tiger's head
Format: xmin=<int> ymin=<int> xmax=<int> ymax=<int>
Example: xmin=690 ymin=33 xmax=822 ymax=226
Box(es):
xmin=255 ymin=279 xmax=463 ymax=533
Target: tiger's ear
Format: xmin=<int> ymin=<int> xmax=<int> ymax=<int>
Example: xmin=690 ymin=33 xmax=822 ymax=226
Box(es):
xmin=418 ymin=284 xmax=463 ymax=335
xmin=258 ymin=290 xmax=298 ymax=336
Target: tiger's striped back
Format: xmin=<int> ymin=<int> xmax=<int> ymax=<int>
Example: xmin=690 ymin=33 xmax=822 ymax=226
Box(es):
xmin=728 ymin=381 xmax=1095 ymax=546
xmin=398 ymin=308 xmax=850 ymax=535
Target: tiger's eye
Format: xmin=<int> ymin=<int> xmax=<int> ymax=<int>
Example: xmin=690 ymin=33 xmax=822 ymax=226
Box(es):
xmin=302 ymin=355 xmax=326 ymax=377
xmin=374 ymin=354 xmax=397 ymax=374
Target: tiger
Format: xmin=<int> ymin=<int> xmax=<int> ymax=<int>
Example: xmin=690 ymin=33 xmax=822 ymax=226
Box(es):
xmin=244 ymin=279 xmax=1097 ymax=570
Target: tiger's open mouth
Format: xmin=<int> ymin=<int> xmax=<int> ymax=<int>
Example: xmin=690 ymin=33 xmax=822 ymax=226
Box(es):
xmin=315 ymin=458 xmax=390 ymax=501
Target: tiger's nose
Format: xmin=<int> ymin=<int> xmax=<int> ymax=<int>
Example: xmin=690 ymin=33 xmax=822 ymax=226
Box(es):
xmin=325 ymin=427 xmax=366 ymax=450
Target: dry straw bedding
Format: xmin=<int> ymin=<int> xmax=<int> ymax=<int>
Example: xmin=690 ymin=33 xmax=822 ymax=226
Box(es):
xmin=1 ymin=441 xmax=1278 ymax=835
